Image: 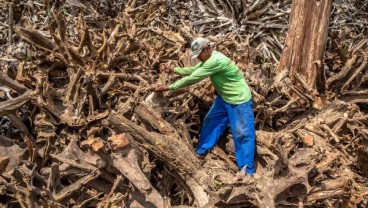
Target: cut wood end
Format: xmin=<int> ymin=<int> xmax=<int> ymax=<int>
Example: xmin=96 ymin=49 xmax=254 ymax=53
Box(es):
xmin=313 ymin=96 xmax=327 ymax=110
xmin=0 ymin=91 xmax=6 ymax=99
xmin=81 ymin=137 xmax=105 ymax=152
xmin=303 ymin=133 xmax=314 ymax=146
xmin=0 ymin=157 xmax=10 ymax=174
xmin=108 ymin=133 xmax=130 ymax=150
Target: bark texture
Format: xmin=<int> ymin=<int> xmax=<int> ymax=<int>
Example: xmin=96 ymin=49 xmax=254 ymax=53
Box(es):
xmin=277 ymin=0 xmax=333 ymax=92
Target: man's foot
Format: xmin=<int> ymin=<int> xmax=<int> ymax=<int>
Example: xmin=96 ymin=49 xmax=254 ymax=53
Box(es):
xmin=196 ymin=153 xmax=206 ymax=160
xmin=196 ymin=153 xmax=208 ymax=166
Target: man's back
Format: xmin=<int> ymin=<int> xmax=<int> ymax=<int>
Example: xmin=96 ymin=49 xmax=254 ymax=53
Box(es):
xmin=207 ymin=51 xmax=251 ymax=104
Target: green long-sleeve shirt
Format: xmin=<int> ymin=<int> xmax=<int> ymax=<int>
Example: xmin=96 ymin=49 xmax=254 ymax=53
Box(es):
xmin=168 ymin=50 xmax=251 ymax=104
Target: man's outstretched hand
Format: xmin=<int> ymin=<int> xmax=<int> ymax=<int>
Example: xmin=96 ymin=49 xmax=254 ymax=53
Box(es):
xmin=152 ymin=85 xmax=169 ymax=92
xmin=159 ymin=62 xmax=174 ymax=73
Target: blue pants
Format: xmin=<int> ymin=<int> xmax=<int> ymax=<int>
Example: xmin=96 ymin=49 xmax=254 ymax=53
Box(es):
xmin=196 ymin=96 xmax=256 ymax=174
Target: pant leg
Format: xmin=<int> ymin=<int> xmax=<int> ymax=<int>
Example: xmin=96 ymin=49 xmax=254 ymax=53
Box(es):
xmin=196 ymin=96 xmax=229 ymax=155
xmin=226 ymin=99 xmax=256 ymax=174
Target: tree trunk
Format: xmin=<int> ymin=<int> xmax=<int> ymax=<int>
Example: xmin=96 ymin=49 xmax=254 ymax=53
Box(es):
xmin=107 ymin=105 xmax=213 ymax=207
xmin=277 ymin=0 xmax=333 ymax=93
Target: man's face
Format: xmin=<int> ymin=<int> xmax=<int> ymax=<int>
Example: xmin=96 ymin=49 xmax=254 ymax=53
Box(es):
xmin=198 ymin=47 xmax=209 ymax=62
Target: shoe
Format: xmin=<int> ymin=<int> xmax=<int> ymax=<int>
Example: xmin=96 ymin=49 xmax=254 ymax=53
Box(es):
xmin=196 ymin=154 xmax=206 ymax=160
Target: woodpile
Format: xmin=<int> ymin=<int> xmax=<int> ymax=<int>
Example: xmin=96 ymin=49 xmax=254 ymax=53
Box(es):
xmin=0 ymin=0 xmax=367 ymax=207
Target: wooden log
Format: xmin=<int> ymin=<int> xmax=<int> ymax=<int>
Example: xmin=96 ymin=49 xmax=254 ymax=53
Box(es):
xmin=54 ymin=170 xmax=101 ymax=202
xmin=0 ymin=135 xmax=25 ymax=173
xmin=0 ymin=157 xmax=10 ymax=175
xmin=112 ymin=150 xmax=165 ymax=208
xmin=0 ymin=90 xmax=34 ymax=117
xmin=108 ymin=109 xmax=212 ymax=207
xmin=0 ymin=71 xmax=28 ymax=93
xmin=306 ymin=178 xmax=350 ymax=202
xmin=16 ymin=27 xmax=55 ymax=51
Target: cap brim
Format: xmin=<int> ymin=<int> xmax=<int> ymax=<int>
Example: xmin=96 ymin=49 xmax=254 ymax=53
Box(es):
xmin=191 ymin=51 xmax=201 ymax=59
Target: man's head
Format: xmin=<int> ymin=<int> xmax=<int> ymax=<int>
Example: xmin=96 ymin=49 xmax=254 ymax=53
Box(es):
xmin=191 ymin=37 xmax=212 ymax=62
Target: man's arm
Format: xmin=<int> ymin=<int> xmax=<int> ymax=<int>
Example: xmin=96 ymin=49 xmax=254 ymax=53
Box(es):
xmin=153 ymin=62 xmax=203 ymax=92
xmin=168 ymin=59 xmax=222 ymax=90
xmin=174 ymin=62 xmax=203 ymax=76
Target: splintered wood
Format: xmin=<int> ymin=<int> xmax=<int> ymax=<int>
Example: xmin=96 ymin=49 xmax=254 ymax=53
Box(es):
xmin=0 ymin=0 xmax=367 ymax=207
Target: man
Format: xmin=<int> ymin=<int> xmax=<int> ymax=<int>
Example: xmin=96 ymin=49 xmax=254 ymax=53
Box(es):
xmin=154 ymin=37 xmax=256 ymax=174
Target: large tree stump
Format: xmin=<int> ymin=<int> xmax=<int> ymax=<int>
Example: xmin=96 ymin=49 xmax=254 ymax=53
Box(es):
xmin=277 ymin=0 xmax=333 ymax=93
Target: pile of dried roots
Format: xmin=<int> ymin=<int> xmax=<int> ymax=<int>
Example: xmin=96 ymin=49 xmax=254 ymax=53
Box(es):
xmin=0 ymin=0 xmax=367 ymax=207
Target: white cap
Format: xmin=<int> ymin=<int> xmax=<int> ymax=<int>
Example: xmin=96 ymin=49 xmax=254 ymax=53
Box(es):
xmin=191 ymin=37 xmax=210 ymax=59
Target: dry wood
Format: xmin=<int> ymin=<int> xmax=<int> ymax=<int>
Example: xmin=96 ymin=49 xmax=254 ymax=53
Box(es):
xmin=0 ymin=70 xmax=28 ymax=93
xmin=0 ymin=90 xmax=33 ymax=117
xmin=0 ymin=0 xmax=367 ymax=207
xmin=112 ymin=151 xmax=165 ymax=208
xmin=277 ymin=0 xmax=333 ymax=93
xmin=108 ymin=110 xmax=212 ymax=207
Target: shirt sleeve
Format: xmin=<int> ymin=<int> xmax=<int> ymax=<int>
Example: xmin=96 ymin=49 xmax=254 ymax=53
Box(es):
xmin=173 ymin=62 xmax=202 ymax=76
xmin=168 ymin=59 xmax=222 ymax=90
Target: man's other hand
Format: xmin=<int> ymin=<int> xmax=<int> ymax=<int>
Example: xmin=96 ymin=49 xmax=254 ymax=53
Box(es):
xmin=153 ymin=85 xmax=169 ymax=92
xmin=159 ymin=62 xmax=174 ymax=73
